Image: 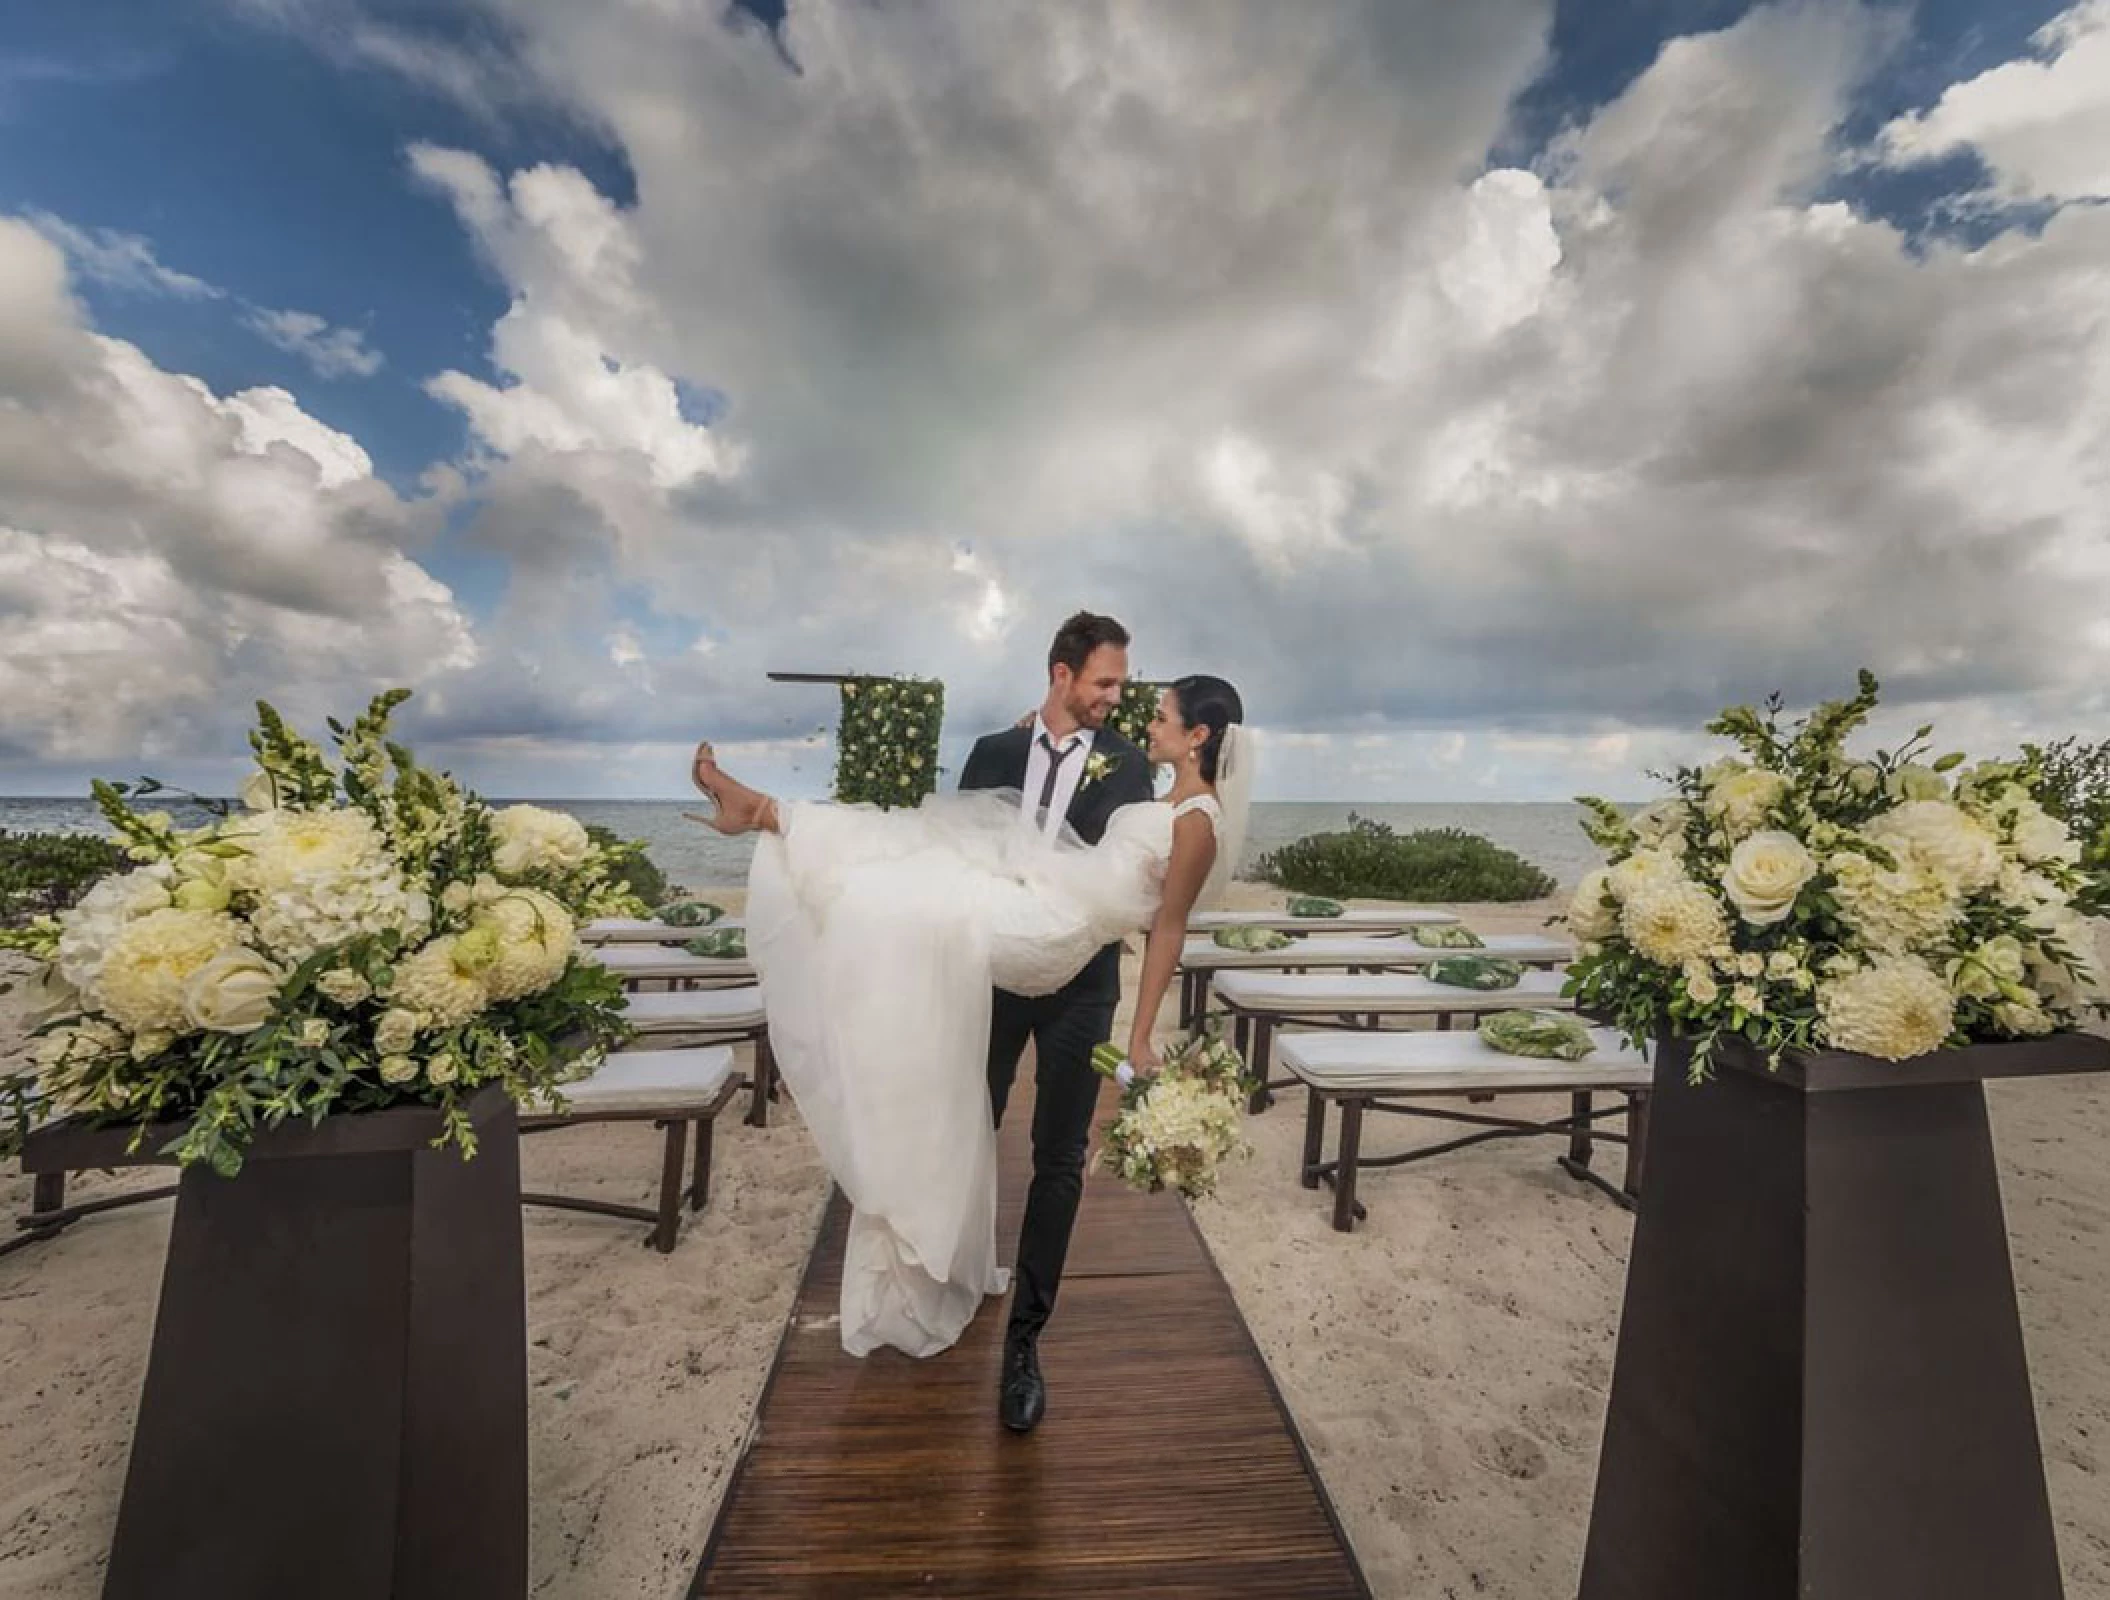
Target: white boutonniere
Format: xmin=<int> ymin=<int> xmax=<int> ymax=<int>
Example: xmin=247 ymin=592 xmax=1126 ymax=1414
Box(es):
xmin=1081 ymin=750 xmax=1119 ymax=789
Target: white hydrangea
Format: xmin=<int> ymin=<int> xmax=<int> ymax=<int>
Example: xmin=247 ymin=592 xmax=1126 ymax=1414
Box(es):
xmin=1620 ymin=880 xmax=1728 ymax=967
xmin=1827 ymin=850 xmax=1958 ymax=955
xmin=1863 ymin=801 xmax=2001 ymax=896
xmin=226 ymin=807 xmax=422 ymax=962
xmin=54 ymin=863 xmax=175 ymax=992
xmin=392 ymin=937 xmax=490 ymax=1028
xmin=472 ymin=888 xmax=576 ymax=1002
xmin=490 ymin=805 xmax=593 ymax=879
xmin=2022 ymin=904 xmax=2105 ymax=1009
xmin=1816 ymin=959 xmax=1955 ymax=1061
xmin=1631 ymin=800 xmax=1692 ymax=849
xmin=95 ymin=908 xmax=245 ymax=1034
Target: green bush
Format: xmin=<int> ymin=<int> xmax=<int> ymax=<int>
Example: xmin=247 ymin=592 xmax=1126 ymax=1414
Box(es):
xmin=1255 ymin=815 xmax=1555 ymax=903
xmin=584 ymin=824 xmax=669 ymax=908
xmin=0 ymin=829 xmax=128 ymax=926
xmin=1106 ymin=680 xmax=1166 ymax=749
xmin=2023 ymin=736 xmax=2110 ymax=870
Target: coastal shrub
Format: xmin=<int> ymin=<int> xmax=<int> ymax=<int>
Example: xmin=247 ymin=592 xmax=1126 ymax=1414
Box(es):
xmin=1255 ymin=815 xmax=1556 ymax=903
xmin=585 ymin=823 xmax=669 ymax=908
xmin=0 ymin=829 xmax=128 ymax=926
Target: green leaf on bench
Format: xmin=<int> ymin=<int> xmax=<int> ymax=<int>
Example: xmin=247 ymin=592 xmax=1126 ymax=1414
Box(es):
xmin=1211 ymin=925 xmax=1295 ymax=952
xmin=1477 ymin=1009 xmax=1595 ymax=1061
xmin=1286 ymin=895 xmax=1344 ymax=918
xmin=682 ymin=928 xmax=747 ymax=959
xmin=657 ymin=900 xmax=725 ymax=928
xmin=1410 ymin=923 xmax=1484 ymax=948
xmin=1426 ymin=955 xmax=1524 ymax=990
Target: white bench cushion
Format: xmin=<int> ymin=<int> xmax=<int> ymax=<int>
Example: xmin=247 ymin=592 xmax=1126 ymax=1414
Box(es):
xmin=580 ymin=916 xmax=744 ymax=945
xmin=1189 ymin=908 xmax=1459 ymax=932
xmin=556 ymin=1046 xmax=739 ymax=1114
xmin=1277 ymin=1026 xmax=1651 ymax=1094
xmin=1214 ymin=968 xmax=1574 ymax=1013
xmin=589 ymin=944 xmax=754 ymax=981
xmin=1180 ymin=932 xmax=1572 ymax=971
xmin=622 ymin=986 xmax=766 ymax=1033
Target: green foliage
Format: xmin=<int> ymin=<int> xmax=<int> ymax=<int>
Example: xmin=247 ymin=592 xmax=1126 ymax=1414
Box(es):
xmin=1106 ymin=680 xmax=1165 ymax=750
xmin=682 ymin=928 xmax=747 ymax=960
xmin=834 ymin=676 xmax=944 ymax=809
xmin=0 ymin=830 xmax=128 ymax=926
xmin=2022 ymin=735 xmax=2110 ymax=871
xmin=1256 ymin=815 xmax=1557 ymax=903
xmin=585 ymin=824 xmax=669 ymax=908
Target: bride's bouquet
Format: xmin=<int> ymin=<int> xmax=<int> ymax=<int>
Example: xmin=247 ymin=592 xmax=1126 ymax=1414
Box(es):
xmin=1089 ymin=1029 xmax=1252 ymax=1199
xmin=0 ymin=691 xmax=641 ymax=1176
xmin=1565 ymin=670 xmax=2110 ymax=1081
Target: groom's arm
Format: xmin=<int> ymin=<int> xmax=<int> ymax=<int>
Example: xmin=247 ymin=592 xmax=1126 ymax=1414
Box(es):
xmin=958 ymin=734 xmax=1003 ymax=793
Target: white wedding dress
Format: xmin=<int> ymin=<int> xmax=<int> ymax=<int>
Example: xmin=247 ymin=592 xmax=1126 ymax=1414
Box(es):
xmin=744 ymin=789 xmax=1221 ymax=1358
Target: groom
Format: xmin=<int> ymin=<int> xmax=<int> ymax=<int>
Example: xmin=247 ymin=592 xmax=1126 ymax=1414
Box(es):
xmin=958 ymin=610 xmax=1154 ymax=1433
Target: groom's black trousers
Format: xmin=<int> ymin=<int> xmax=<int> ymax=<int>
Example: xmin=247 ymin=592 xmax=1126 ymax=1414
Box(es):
xmin=986 ymin=964 xmax=1116 ymax=1341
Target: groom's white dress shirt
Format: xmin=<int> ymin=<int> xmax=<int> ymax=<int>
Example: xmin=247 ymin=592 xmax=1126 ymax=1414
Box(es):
xmin=1021 ymin=717 xmax=1095 ymax=843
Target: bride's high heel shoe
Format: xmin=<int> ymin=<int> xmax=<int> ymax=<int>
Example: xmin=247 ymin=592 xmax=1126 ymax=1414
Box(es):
xmin=687 ymin=742 xmax=776 ymax=836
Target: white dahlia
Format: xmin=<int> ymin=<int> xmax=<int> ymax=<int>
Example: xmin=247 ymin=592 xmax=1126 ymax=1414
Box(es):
xmin=1816 ymin=959 xmax=1955 ymax=1061
xmin=95 ymin=908 xmax=245 ymax=1034
xmin=490 ymin=804 xmax=593 ymax=879
xmin=1620 ymin=880 xmax=1728 ymax=967
xmin=1863 ymin=801 xmax=2001 ymax=896
xmin=472 ymin=888 xmax=576 ymax=1002
xmin=1607 ymin=849 xmax=1685 ymax=902
xmin=392 ymin=937 xmax=490 ymax=1028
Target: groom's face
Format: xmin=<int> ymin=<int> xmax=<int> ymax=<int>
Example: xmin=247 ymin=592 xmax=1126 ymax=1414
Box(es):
xmin=1057 ymin=644 xmax=1128 ymax=730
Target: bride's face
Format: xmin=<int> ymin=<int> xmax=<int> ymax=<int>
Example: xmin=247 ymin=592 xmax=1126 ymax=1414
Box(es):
xmin=1145 ymin=690 xmax=1200 ymax=769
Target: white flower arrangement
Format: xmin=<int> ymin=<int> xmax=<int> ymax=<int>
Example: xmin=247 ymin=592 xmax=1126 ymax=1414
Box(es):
xmin=1566 ymin=672 xmax=2109 ymax=1080
xmin=1088 ymin=1031 xmax=1252 ymax=1198
xmin=0 ymin=691 xmax=642 ymax=1175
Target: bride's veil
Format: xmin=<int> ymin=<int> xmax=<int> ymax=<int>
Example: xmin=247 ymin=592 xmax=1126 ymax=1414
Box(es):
xmin=1200 ymin=722 xmax=1252 ymax=909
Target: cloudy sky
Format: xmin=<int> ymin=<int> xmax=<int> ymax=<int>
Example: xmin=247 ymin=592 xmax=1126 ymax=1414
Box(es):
xmin=2 ymin=0 xmax=2107 ymax=802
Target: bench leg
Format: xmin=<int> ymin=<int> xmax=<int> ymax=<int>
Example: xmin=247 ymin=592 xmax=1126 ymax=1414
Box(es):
xmin=1232 ymin=1011 xmax=1251 ymax=1067
xmin=1622 ymin=1090 xmax=1650 ymax=1199
xmin=1566 ymin=1090 xmax=1594 ymax=1170
xmin=1331 ymin=1099 xmax=1365 ymax=1233
xmin=1246 ymin=1018 xmax=1275 ymax=1115
xmin=746 ymin=1031 xmax=776 ymax=1128
xmin=1301 ymin=1091 xmax=1328 ymax=1189
xmin=688 ymin=1117 xmax=715 ymax=1212
xmin=652 ymin=1119 xmax=689 ymax=1254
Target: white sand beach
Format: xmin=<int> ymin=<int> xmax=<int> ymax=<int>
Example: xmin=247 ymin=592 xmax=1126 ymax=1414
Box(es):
xmin=3 ymin=889 xmax=2107 ymax=1599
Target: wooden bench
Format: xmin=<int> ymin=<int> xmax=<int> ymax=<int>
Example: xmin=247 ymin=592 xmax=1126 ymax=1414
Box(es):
xmin=589 ymin=942 xmax=756 ymax=988
xmin=520 ymin=1045 xmax=742 ymax=1254
xmin=1275 ymin=1026 xmax=1652 ymax=1231
xmin=580 ymin=915 xmax=744 ymax=946
xmin=1214 ymin=968 xmax=1579 ymax=1114
xmin=1176 ymin=932 xmax=1572 ymax=1032
xmin=622 ymin=987 xmax=779 ymax=1127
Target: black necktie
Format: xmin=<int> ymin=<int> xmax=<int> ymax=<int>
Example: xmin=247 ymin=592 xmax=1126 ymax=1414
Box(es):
xmin=1035 ymin=733 xmax=1076 ymax=827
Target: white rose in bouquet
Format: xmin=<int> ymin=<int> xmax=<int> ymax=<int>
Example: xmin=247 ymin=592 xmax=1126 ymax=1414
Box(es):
xmin=1721 ymin=831 xmax=1816 ymax=926
xmin=491 ymin=805 xmax=593 ymax=879
xmin=181 ymin=947 xmax=286 ymax=1034
xmin=1704 ymin=766 xmax=1789 ymax=837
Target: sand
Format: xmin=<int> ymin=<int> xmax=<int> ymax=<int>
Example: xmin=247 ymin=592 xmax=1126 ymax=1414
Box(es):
xmin=3 ymin=884 xmax=2107 ymax=1599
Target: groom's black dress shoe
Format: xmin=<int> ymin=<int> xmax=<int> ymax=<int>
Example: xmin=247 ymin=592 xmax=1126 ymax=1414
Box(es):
xmin=999 ymin=1334 xmax=1046 ymax=1433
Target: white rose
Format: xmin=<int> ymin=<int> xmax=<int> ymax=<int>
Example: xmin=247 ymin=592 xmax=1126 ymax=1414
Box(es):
xmin=1721 ymin=830 xmax=1817 ymax=927
xmin=490 ymin=805 xmax=593 ymax=879
xmin=1735 ymin=951 xmax=1765 ymax=979
xmin=1731 ymin=982 xmax=1764 ymax=1015
xmin=296 ymin=1018 xmax=331 ymax=1048
xmin=2010 ymin=806 xmax=2080 ymax=866
xmin=1704 ymin=767 xmax=1790 ymax=837
xmin=426 ymin=1052 xmax=460 ymax=1086
xmin=1994 ymin=998 xmax=2055 ymax=1037
xmin=180 ymin=947 xmax=286 ymax=1034
xmin=1681 ymin=962 xmax=1721 ymax=1006
xmin=374 ymin=1007 xmax=422 ymax=1056
xmin=379 ymin=1054 xmax=420 ymax=1084
xmin=1567 ymin=868 xmax=1617 ymax=940
xmin=315 ymin=968 xmax=373 ymax=1007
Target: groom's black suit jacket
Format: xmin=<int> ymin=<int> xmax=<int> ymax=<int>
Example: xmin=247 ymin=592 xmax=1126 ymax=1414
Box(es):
xmin=958 ymin=723 xmax=1154 ymax=1003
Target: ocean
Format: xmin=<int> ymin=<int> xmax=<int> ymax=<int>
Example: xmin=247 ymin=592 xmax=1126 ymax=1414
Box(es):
xmin=0 ymin=797 xmax=1606 ymax=895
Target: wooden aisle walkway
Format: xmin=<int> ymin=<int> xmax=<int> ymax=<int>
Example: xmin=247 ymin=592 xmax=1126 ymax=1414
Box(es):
xmin=692 ymin=1080 xmax=1371 ymax=1599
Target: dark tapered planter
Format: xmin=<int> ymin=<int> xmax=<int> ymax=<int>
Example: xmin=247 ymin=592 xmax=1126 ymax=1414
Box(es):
xmin=21 ymin=1086 xmax=528 ymax=1600
xmin=1578 ymin=1031 xmax=2109 ymax=1600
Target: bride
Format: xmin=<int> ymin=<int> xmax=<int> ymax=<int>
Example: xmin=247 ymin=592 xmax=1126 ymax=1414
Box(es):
xmin=685 ymin=675 xmax=1249 ymax=1360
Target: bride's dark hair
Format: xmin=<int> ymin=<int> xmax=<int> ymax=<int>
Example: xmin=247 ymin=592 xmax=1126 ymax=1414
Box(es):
xmin=1171 ymin=675 xmax=1243 ymax=783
